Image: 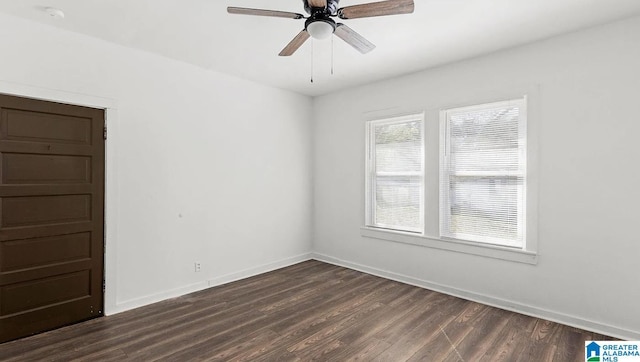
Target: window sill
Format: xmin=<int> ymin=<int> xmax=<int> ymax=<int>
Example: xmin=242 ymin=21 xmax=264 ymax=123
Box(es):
xmin=360 ymin=227 xmax=538 ymax=265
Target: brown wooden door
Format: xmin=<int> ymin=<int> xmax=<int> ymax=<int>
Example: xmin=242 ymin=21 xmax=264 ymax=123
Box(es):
xmin=0 ymin=94 xmax=105 ymax=343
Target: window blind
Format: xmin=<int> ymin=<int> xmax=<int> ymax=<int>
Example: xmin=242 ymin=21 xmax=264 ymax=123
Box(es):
xmin=441 ymin=99 xmax=526 ymax=247
xmin=367 ymin=116 xmax=424 ymax=233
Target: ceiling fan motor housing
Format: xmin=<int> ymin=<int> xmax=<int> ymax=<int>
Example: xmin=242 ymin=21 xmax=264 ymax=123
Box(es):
xmin=303 ymin=0 xmax=340 ymax=15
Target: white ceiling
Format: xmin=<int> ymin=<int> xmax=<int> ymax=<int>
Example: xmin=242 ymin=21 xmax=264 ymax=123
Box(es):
xmin=2 ymin=0 xmax=640 ymax=96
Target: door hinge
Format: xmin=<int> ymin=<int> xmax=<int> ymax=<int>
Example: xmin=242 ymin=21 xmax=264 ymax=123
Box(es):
xmin=103 ymin=280 xmax=106 ymax=293
xmin=103 ymin=126 xmax=107 ymax=140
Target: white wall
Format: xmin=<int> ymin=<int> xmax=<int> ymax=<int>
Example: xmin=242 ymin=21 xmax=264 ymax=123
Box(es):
xmin=0 ymin=13 xmax=313 ymax=313
xmin=312 ymin=16 xmax=640 ymax=339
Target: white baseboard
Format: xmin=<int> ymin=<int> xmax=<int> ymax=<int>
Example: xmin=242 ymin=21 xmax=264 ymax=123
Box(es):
xmin=109 ymin=252 xmax=313 ymax=315
xmin=311 ymin=252 xmax=640 ymax=341
xmin=109 ymin=281 xmax=210 ymax=315
xmin=207 ymin=252 xmax=313 ymax=287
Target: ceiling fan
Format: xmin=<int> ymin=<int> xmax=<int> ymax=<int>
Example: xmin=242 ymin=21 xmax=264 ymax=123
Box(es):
xmin=228 ymin=0 xmax=415 ymax=56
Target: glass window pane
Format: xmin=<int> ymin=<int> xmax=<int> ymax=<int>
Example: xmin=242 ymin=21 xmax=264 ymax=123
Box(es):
xmin=375 ymin=176 xmax=422 ymax=231
xmin=367 ymin=116 xmax=424 ymax=233
xmin=448 ymin=176 xmax=523 ymax=242
xmin=449 ymin=106 xmax=522 ymax=172
xmin=374 ymin=121 xmax=422 ymax=173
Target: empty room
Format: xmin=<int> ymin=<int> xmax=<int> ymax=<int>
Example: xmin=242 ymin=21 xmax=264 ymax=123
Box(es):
xmin=0 ymin=0 xmax=639 ymax=361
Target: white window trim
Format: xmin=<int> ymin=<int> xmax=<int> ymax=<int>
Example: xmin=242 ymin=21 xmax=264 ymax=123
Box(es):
xmin=360 ymin=90 xmax=539 ymax=265
xmin=361 ymin=226 xmax=537 ymax=264
xmin=365 ymin=113 xmax=425 ymax=234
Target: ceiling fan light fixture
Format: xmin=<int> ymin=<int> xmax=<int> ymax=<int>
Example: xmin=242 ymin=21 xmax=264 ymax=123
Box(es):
xmin=306 ymin=20 xmax=335 ymax=39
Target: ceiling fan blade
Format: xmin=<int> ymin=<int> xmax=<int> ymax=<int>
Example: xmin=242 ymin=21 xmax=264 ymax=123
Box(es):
xmin=279 ymin=30 xmax=311 ymax=56
xmin=308 ymin=0 xmax=328 ymax=8
xmin=227 ymin=7 xmax=304 ymax=19
xmin=334 ymin=24 xmax=376 ymax=54
xmin=337 ymin=0 xmax=414 ymax=19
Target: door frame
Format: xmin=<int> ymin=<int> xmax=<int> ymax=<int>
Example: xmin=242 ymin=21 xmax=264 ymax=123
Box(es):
xmin=0 ymin=80 xmax=119 ymax=315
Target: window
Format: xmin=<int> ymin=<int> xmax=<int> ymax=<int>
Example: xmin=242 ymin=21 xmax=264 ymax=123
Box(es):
xmin=366 ymin=114 xmax=424 ymax=233
xmin=440 ymin=98 xmax=527 ymax=248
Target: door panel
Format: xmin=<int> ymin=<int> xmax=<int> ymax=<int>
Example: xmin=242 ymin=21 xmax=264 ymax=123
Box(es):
xmin=2 ymin=153 xmax=91 ymax=184
xmin=0 ymin=94 xmax=104 ymax=343
xmin=1 ymin=108 xmax=92 ymax=144
xmin=1 ymin=195 xmax=92 ymax=227
xmin=0 ymin=233 xmax=91 ymax=272
xmin=1 ymin=270 xmax=91 ymax=316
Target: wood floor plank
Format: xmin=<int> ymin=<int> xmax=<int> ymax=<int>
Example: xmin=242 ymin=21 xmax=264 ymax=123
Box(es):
xmin=477 ymin=312 xmax=539 ymax=361
xmin=444 ymin=307 xmax=513 ymax=361
xmin=0 ymin=260 xmax=618 ymax=361
xmin=344 ymin=338 xmax=392 ymax=362
xmin=145 ymin=282 xmax=352 ymax=360
xmin=322 ymin=288 xmax=439 ymax=361
xmin=371 ymin=297 xmax=469 ymax=361
xmin=286 ymin=300 xmax=385 ymax=356
xmin=226 ymin=275 xmax=386 ymax=362
xmin=552 ymin=327 xmax=588 ymax=362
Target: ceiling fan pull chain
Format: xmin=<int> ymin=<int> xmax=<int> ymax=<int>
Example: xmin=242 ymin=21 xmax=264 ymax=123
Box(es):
xmin=331 ymin=36 xmax=335 ymax=75
xmin=310 ymin=39 xmax=314 ymax=83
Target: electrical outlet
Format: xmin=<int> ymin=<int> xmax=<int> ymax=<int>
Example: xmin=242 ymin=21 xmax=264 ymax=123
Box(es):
xmin=194 ymin=262 xmax=202 ymax=272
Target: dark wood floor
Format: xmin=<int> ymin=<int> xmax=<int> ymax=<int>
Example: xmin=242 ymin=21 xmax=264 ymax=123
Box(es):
xmin=0 ymin=260 xmax=615 ymax=361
